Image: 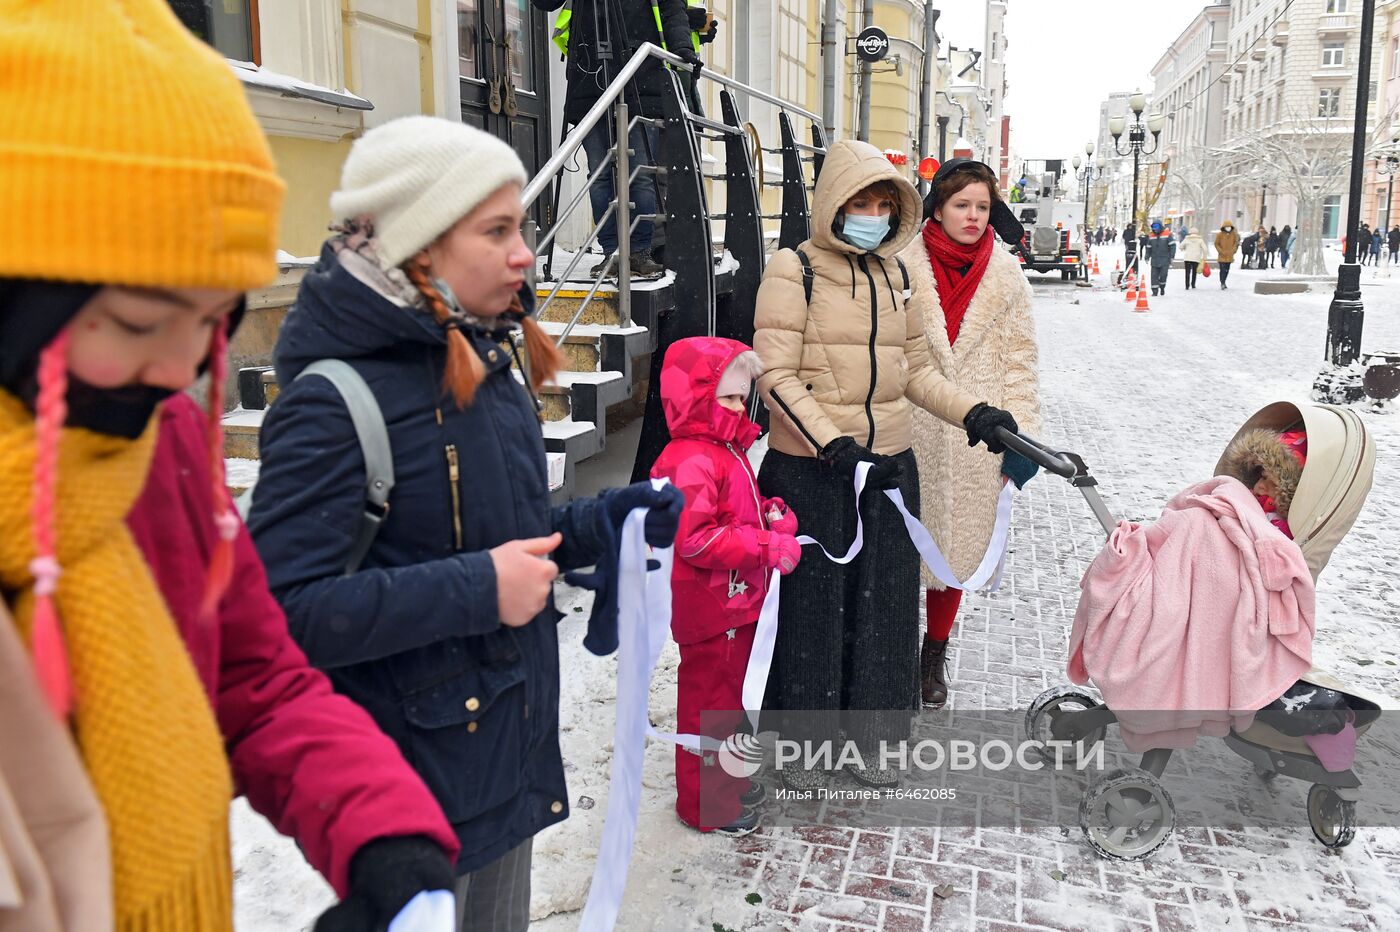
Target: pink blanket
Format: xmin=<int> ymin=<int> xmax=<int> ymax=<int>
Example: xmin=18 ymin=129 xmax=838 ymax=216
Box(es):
xmin=1067 ymin=476 xmax=1315 ymax=751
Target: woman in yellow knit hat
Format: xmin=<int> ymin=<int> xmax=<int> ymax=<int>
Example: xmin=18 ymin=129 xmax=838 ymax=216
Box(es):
xmin=0 ymin=2 xmax=464 ymax=930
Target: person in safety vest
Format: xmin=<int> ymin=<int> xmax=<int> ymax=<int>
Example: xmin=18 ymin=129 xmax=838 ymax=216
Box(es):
xmin=534 ymin=0 xmax=697 ymax=280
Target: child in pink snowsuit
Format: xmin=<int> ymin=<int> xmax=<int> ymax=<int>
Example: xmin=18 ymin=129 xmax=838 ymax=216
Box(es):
xmin=1220 ymin=428 xmax=1308 ymax=538
xmin=650 ymin=337 xmax=802 ymax=835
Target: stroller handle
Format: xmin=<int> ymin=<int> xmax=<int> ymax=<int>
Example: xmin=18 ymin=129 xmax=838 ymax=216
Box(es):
xmin=995 ymin=428 xmax=1078 ymax=479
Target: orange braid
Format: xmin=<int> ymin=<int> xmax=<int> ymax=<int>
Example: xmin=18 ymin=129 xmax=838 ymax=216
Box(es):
xmin=405 ymin=263 xmax=485 ymax=408
xmin=30 ymin=330 xmax=74 ymax=717
xmin=198 ymin=323 xmax=238 ymax=625
xmin=519 ymin=314 xmax=563 ymax=394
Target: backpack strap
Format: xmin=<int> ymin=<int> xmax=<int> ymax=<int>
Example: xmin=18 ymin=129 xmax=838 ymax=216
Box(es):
xmin=894 ymin=255 xmax=909 ymax=297
xmin=295 ymin=360 xmax=395 ymax=576
xmin=795 ymin=247 xmax=815 ymax=304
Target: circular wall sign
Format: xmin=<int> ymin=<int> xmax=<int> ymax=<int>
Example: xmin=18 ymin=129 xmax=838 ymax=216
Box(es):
xmin=855 ymin=27 xmax=890 ymax=63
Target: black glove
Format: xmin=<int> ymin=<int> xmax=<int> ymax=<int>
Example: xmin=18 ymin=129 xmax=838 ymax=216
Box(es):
xmin=564 ymin=509 xmax=619 ymax=656
xmin=963 ymin=403 xmax=1019 ymax=455
xmin=600 ymin=481 xmax=685 ymax=548
xmin=677 ymin=48 xmax=703 ymax=74
xmin=819 ymin=436 xmax=904 ymax=490
xmin=314 ymin=836 xmax=454 ymax=932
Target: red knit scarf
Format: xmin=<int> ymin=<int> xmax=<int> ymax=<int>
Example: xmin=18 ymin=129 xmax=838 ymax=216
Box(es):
xmin=922 ymin=219 xmax=994 ymax=346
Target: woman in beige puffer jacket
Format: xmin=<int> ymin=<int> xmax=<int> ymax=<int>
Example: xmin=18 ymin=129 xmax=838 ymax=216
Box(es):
xmin=754 ymin=140 xmax=1017 ymax=790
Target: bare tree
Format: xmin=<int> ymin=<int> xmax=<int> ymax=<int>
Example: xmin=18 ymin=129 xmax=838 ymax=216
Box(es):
xmin=1165 ymin=148 xmax=1249 ymax=232
xmin=1219 ymin=103 xmax=1398 ymax=275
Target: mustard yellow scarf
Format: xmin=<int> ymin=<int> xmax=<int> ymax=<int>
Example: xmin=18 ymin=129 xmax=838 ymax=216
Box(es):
xmin=0 ymin=393 xmax=233 ymax=931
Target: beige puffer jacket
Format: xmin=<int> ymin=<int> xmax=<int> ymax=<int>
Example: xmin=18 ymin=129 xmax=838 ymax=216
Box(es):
xmin=902 ymin=235 xmax=1041 ymax=588
xmin=755 ymin=140 xmax=980 ymax=458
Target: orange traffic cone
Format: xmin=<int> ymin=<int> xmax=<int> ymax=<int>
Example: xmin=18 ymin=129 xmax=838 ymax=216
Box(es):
xmin=1124 ymin=268 xmax=1138 ymax=302
xmin=1091 ymin=253 xmax=1101 ymax=275
xmin=1134 ymin=284 xmax=1151 ymax=313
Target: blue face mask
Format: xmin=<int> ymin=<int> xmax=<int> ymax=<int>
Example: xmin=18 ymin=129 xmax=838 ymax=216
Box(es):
xmin=842 ymin=212 xmax=892 ymax=251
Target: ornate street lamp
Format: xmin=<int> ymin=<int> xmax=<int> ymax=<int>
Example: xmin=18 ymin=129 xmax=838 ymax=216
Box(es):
xmin=1108 ymin=90 xmax=1164 ymax=277
xmin=1072 ymin=142 xmax=1105 ymax=281
xmin=1319 ymin=0 xmax=1378 ymax=402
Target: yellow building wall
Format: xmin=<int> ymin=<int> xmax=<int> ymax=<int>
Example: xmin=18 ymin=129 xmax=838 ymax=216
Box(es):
xmin=267 ymin=136 xmax=354 ymax=258
xmin=869 ymin=2 xmax=915 ymax=154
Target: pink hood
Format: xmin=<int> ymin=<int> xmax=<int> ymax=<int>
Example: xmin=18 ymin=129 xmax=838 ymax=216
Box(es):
xmin=660 ymin=337 xmax=762 ymax=451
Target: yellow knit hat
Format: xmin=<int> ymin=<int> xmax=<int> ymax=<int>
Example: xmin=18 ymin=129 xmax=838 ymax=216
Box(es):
xmin=0 ymin=0 xmax=285 ymax=290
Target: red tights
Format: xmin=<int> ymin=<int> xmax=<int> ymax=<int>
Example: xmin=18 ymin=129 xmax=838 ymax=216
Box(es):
xmin=925 ymin=586 xmax=963 ymax=641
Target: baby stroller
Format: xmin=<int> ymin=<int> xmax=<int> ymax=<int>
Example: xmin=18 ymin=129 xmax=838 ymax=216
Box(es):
xmin=1004 ymin=401 xmax=1380 ymax=861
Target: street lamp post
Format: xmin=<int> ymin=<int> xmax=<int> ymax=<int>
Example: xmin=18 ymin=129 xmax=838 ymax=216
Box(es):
xmin=1108 ymin=91 xmax=1165 ymax=279
xmin=1317 ymin=0 xmax=1377 ymax=402
xmin=1260 ymin=181 xmax=1269 ymax=227
xmin=1072 ymin=142 xmax=1105 ymax=281
xmin=1376 ymin=135 xmax=1400 ymax=274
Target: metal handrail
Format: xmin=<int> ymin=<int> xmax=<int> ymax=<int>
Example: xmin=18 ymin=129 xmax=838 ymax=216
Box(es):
xmin=521 ymin=43 xmax=693 ymax=208
xmin=527 ymin=41 xmax=827 ymax=349
xmin=521 ymin=42 xmax=822 ymax=208
xmin=700 ymin=65 xmax=822 ymax=124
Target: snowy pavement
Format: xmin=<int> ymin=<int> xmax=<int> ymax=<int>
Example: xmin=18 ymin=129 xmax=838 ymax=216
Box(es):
xmin=232 ymin=253 xmax=1400 ymax=930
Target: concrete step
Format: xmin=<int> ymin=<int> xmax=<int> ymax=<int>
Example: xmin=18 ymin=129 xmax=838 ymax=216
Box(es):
xmin=517 ymin=321 xmax=654 ymax=378
xmin=542 ymin=416 xmax=600 ymax=463
xmin=537 ymin=287 xmax=622 ymax=327
xmin=520 ymin=369 xmax=629 ymax=429
xmin=223 ymin=407 xmax=265 ymax=460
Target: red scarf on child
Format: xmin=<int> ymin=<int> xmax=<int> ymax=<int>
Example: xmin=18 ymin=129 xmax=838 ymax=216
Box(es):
xmin=921 ymin=219 xmax=995 ymax=346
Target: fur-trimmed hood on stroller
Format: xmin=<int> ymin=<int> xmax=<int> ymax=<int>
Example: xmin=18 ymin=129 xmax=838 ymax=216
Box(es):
xmin=1215 ymin=401 xmax=1375 ymax=581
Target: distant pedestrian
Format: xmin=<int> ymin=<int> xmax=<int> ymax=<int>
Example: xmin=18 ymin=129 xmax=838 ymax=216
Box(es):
xmin=1241 ymin=230 xmax=1258 ymax=269
xmin=1146 ymin=220 xmax=1176 ymax=296
xmin=1214 ymin=221 xmax=1239 ymax=290
xmin=1370 ymin=229 xmax=1383 ymax=265
xmin=1358 ymin=224 xmax=1372 ymax=265
xmin=1279 ymin=224 xmax=1292 ymax=269
xmin=1388 ymin=225 xmax=1400 ymax=264
xmin=1265 ymin=227 xmax=1279 ymax=269
xmin=1180 ymin=227 xmax=1207 ymax=289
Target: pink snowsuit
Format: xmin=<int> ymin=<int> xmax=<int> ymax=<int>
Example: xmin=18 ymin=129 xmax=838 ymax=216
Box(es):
xmin=650 ymin=337 xmax=799 ymax=829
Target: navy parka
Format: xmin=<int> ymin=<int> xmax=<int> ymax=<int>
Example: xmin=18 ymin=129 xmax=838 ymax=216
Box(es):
xmin=247 ymin=245 xmax=609 ymax=873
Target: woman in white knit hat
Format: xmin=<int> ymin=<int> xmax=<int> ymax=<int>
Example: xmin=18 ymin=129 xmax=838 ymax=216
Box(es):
xmin=247 ymin=115 xmax=683 ymax=930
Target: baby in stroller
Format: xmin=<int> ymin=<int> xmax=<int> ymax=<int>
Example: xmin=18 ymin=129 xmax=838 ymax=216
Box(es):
xmin=1019 ymin=401 xmax=1382 ymax=860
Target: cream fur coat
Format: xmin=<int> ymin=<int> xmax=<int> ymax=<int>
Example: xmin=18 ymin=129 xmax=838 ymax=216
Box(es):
xmin=899 ymin=236 xmax=1042 ymax=588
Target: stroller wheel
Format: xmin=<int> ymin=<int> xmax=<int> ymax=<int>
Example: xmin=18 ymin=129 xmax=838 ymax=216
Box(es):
xmin=1307 ymin=784 xmax=1356 ymax=849
xmin=1025 ymin=685 xmax=1107 ymax=764
xmin=1079 ymin=768 xmax=1176 ymax=862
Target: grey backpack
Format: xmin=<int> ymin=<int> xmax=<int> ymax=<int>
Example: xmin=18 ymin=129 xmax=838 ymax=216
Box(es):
xmin=235 ymin=360 xmax=394 ymax=576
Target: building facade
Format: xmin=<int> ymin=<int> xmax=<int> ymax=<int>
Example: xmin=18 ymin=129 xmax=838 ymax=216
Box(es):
xmin=1218 ymin=0 xmax=1387 ymax=239
xmin=1150 ymin=2 xmax=1230 ymax=226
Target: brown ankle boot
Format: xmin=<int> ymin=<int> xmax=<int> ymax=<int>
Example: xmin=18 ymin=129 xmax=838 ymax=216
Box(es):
xmin=921 ymin=636 xmax=949 ymax=708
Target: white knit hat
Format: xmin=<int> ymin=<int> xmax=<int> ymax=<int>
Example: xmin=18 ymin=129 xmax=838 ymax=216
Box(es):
xmin=716 ymin=350 xmax=764 ymax=399
xmin=329 ymin=115 xmax=528 ymax=268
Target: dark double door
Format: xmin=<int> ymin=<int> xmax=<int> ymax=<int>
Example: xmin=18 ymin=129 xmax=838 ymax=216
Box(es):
xmin=456 ymin=1 xmax=553 ymax=216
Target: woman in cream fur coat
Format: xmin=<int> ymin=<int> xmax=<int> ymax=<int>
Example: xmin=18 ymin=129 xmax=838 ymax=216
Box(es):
xmin=900 ymin=159 xmax=1042 ymax=708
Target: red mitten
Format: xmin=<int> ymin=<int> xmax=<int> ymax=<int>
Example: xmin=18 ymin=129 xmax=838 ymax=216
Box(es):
xmin=768 ymin=534 xmax=802 ymax=575
xmin=763 ymin=497 xmax=799 ymax=536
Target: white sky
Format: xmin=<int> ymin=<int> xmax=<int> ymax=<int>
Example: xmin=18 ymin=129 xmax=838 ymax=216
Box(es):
xmin=934 ymin=0 xmax=1218 ymax=159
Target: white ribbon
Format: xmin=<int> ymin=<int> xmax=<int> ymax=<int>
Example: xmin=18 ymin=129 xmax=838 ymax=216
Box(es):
xmin=579 ymin=496 xmax=671 ymax=932
xmin=579 ymin=463 xmax=1017 ymax=929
